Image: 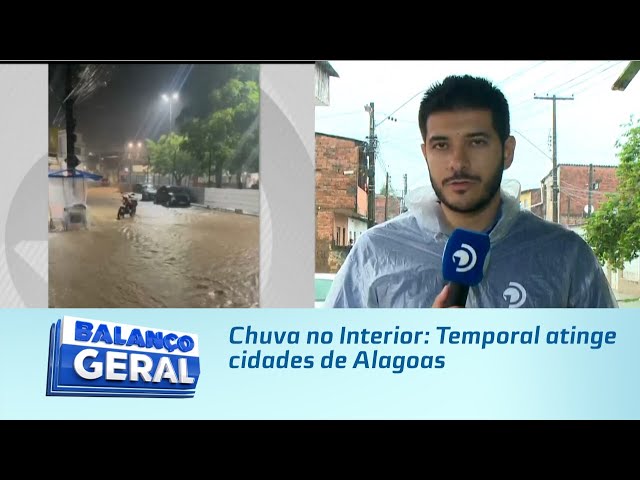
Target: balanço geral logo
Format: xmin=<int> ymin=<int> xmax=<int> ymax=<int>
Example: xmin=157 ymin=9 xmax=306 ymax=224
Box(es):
xmin=47 ymin=316 xmax=200 ymax=398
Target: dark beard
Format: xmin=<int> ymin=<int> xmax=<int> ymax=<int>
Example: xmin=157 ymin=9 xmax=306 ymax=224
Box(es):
xmin=429 ymin=155 xmax=504 ymax=214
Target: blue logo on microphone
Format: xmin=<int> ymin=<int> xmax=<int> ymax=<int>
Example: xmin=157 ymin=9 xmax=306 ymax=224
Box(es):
xmin=442 ymin=228 xmax=490 ymax=286
xmin=452 ymin=243 xmax=477 ymax=272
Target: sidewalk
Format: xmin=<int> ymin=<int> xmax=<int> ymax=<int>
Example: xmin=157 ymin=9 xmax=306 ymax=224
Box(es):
xmin=615 ymin=291 xmax=639 ymax=301
xmin=613 ymin=290 xmax=640 ymax=308
xmin=190 ymin=202 xmax=259 ymax=217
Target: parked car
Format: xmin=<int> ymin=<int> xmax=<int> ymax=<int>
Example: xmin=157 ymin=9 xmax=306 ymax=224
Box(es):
xmin=154 ymin=185 xmax=191 ymax=207
xmin=140 ymin=183 xmax=157 ymax=201
xmin=314 ymin=273 xmax=336 ymax=308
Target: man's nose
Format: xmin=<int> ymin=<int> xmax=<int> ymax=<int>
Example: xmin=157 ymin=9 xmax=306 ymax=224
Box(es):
xmin=448 ymin=143 xmax=470 ymax=170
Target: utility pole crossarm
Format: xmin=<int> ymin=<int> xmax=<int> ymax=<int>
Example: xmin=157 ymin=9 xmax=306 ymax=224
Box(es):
xmin=533 ymin=95 xmax=575 ymax=101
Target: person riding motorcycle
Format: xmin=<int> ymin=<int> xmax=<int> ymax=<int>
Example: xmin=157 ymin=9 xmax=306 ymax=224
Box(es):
xmin=123 ymin=193 xmax=136 ymax=209
xmin=117 ymin=193 xmax=137 ymax=219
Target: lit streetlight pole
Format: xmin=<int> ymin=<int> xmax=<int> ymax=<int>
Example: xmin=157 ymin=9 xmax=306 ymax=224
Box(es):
xmin=127 ymin=141 xmax=134 ymax=188
xmin=161 ymin=92 xmax=179 ymax=134
xmin=126 ymin=141 xmax=142 ymax=188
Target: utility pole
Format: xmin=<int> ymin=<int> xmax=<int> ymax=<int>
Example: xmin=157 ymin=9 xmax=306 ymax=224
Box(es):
xmin=384 ymin=172 xmax=389 ymax=221
xmin=588 ymin=163 xmax=593 ymax=218
xmin=534 ymin=94 xmax=574 ymax=223
xmin=64 ymin=64 xmax=79 ymax=172
xmin=365 ymin=102 xmax=376 ymax=228
xmin=402 ymin=173 xmax=408 ymax=213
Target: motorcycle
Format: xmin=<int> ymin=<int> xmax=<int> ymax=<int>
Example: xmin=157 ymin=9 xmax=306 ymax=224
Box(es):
xmin=117 ymin=194 xmax=138 ymax=220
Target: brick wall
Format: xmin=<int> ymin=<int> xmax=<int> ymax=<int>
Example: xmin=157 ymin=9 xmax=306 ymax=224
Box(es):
xmin=375 ymin=194 xmax=402 ymax=224
xmin=315 ymin=134 xmax=363 ymax=212
xmin=558 ymin=165 xmax=618 ymax=224
xmin=316 ymin=133 xmax=366 ymax=272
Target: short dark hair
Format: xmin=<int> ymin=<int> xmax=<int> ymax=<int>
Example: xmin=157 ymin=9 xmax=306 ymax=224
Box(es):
xmin=418 ymin=75 xmax=510 ymax=144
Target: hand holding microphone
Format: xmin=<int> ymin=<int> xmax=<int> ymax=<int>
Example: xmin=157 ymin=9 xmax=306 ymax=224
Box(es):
xmin=434 ymin=228 xmax=491 ymax=308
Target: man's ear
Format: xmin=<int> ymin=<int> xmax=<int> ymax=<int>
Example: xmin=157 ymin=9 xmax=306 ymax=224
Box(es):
xmin=503 ymin=135 xmax=516 ymax=170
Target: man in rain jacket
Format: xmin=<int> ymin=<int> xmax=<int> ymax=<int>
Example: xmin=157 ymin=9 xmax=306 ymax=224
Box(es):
xmin=324 ymin=74 xmax=618 ymax=308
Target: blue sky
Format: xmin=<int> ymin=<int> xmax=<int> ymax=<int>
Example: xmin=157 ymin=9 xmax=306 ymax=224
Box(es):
xmin=315 ymin=61 xmax=638 ymax=197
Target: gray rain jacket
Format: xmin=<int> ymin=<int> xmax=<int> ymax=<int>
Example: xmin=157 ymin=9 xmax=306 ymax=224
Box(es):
xmin=324 ymin=186 xmax=618 ymax=308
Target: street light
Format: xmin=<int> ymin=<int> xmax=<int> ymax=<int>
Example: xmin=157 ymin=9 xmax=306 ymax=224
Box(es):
xmin=126 ymin=141 xmax=143 ymax=188
xmin=161 ymin=92 xmax=179 ymax=134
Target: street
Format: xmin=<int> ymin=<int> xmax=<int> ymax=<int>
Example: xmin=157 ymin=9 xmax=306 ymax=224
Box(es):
xmin=49 ymin=186 xmax=259 ymax=308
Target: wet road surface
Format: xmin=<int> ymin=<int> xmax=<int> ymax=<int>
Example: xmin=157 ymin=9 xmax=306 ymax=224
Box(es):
xmin=49 ymin=186 xmax=259 ymax=308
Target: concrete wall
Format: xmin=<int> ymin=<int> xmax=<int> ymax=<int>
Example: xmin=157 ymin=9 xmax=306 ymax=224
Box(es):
xmin=202 ymin=187 xmax=259 ymax=216
xmin=610 ymin=257 xmax=640 ymax=296
xmin=348 ymin=217 xmax=367 ymax=244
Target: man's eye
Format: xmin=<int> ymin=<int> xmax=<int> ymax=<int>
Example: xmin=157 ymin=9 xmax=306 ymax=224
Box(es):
xmin=432 ymin=142 xmax=447 ymax=150
xmin=470 ymin=138 xmax=487 ymax=146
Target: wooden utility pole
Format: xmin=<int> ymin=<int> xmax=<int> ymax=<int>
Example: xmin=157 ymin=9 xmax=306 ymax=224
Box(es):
xmin=534 ymin=94 xmax=574 ymax=223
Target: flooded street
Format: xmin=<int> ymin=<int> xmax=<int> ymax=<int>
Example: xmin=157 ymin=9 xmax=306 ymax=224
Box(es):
xmin=49 ymin=186 xmax=259 ymax=308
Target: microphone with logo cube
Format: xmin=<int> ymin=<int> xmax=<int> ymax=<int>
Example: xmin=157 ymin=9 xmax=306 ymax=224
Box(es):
xmin=441 ymin=228 xmax=491 ymax=307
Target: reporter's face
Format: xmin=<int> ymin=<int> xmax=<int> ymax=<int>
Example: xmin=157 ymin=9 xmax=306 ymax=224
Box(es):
xmin=421 ymin=109 xmax=515 ymax=213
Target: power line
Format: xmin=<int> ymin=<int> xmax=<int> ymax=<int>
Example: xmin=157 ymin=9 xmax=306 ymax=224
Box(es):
xmin=554 ymin=61 xmax=624 ymax=94
xmin=497 ymin=61 xmax=547 ymax=85
xmin=509 ymin=64 xmax=626 ymax=123
xmin=509 ymin=61 xmax=608 ymax=113
xmin=509 ymin=61 xmax=581 ymax=109
xmin=513 ymin=129 xmax=552 ymax=161
xmin=375 ymin=89 xmax=426 ymax=128
xmin=545 ymin=61 xmax=615 ymax=94
xmin=572 ymin=71 xmax=624 ymax=98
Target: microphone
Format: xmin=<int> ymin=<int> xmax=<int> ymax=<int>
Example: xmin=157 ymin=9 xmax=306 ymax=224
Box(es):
xmin=441 ymin=228 xmax=491 ymax=307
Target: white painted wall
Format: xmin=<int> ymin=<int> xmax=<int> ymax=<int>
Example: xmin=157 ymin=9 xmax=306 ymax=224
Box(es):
xmin=203 ymin=188 xmax=259 ymax=215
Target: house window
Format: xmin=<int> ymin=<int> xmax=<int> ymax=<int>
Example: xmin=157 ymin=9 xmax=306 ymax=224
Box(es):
xmin=336 ymin=228 xmax=340 ymax=245
xmin=342 ymin=227 xmax=346 ymax=246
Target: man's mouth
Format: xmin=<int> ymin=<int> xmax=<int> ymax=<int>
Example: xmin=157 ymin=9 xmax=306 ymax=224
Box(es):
xmin=445 ymin=178 xmax=478 ymax=192
xmin=445 ymin=178 xmax=478 ymax=185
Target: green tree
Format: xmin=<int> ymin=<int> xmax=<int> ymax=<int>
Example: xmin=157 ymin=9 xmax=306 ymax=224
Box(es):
xmin=210 ymin=77 xmax=260 ymax=187
xmin=146 ymin=133 xmax=195 ymax=185
xmin=180 ymin=118 xmax=211 ymax=185
xmin=584 ymin=116 xmax=640 ymax=270
xmin=179 ymin=65 xmax=259 ymax=188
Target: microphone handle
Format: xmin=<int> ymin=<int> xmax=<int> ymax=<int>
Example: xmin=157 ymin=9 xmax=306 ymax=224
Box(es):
xmin=444 ymin=282 xmax=469 ymax=308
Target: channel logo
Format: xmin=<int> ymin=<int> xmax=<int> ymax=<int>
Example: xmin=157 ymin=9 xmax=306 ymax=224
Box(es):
xmin=47 ymin=316 xmax=200 ymax=398
xmin=452 ymin=243 xmax=477 ymax=273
